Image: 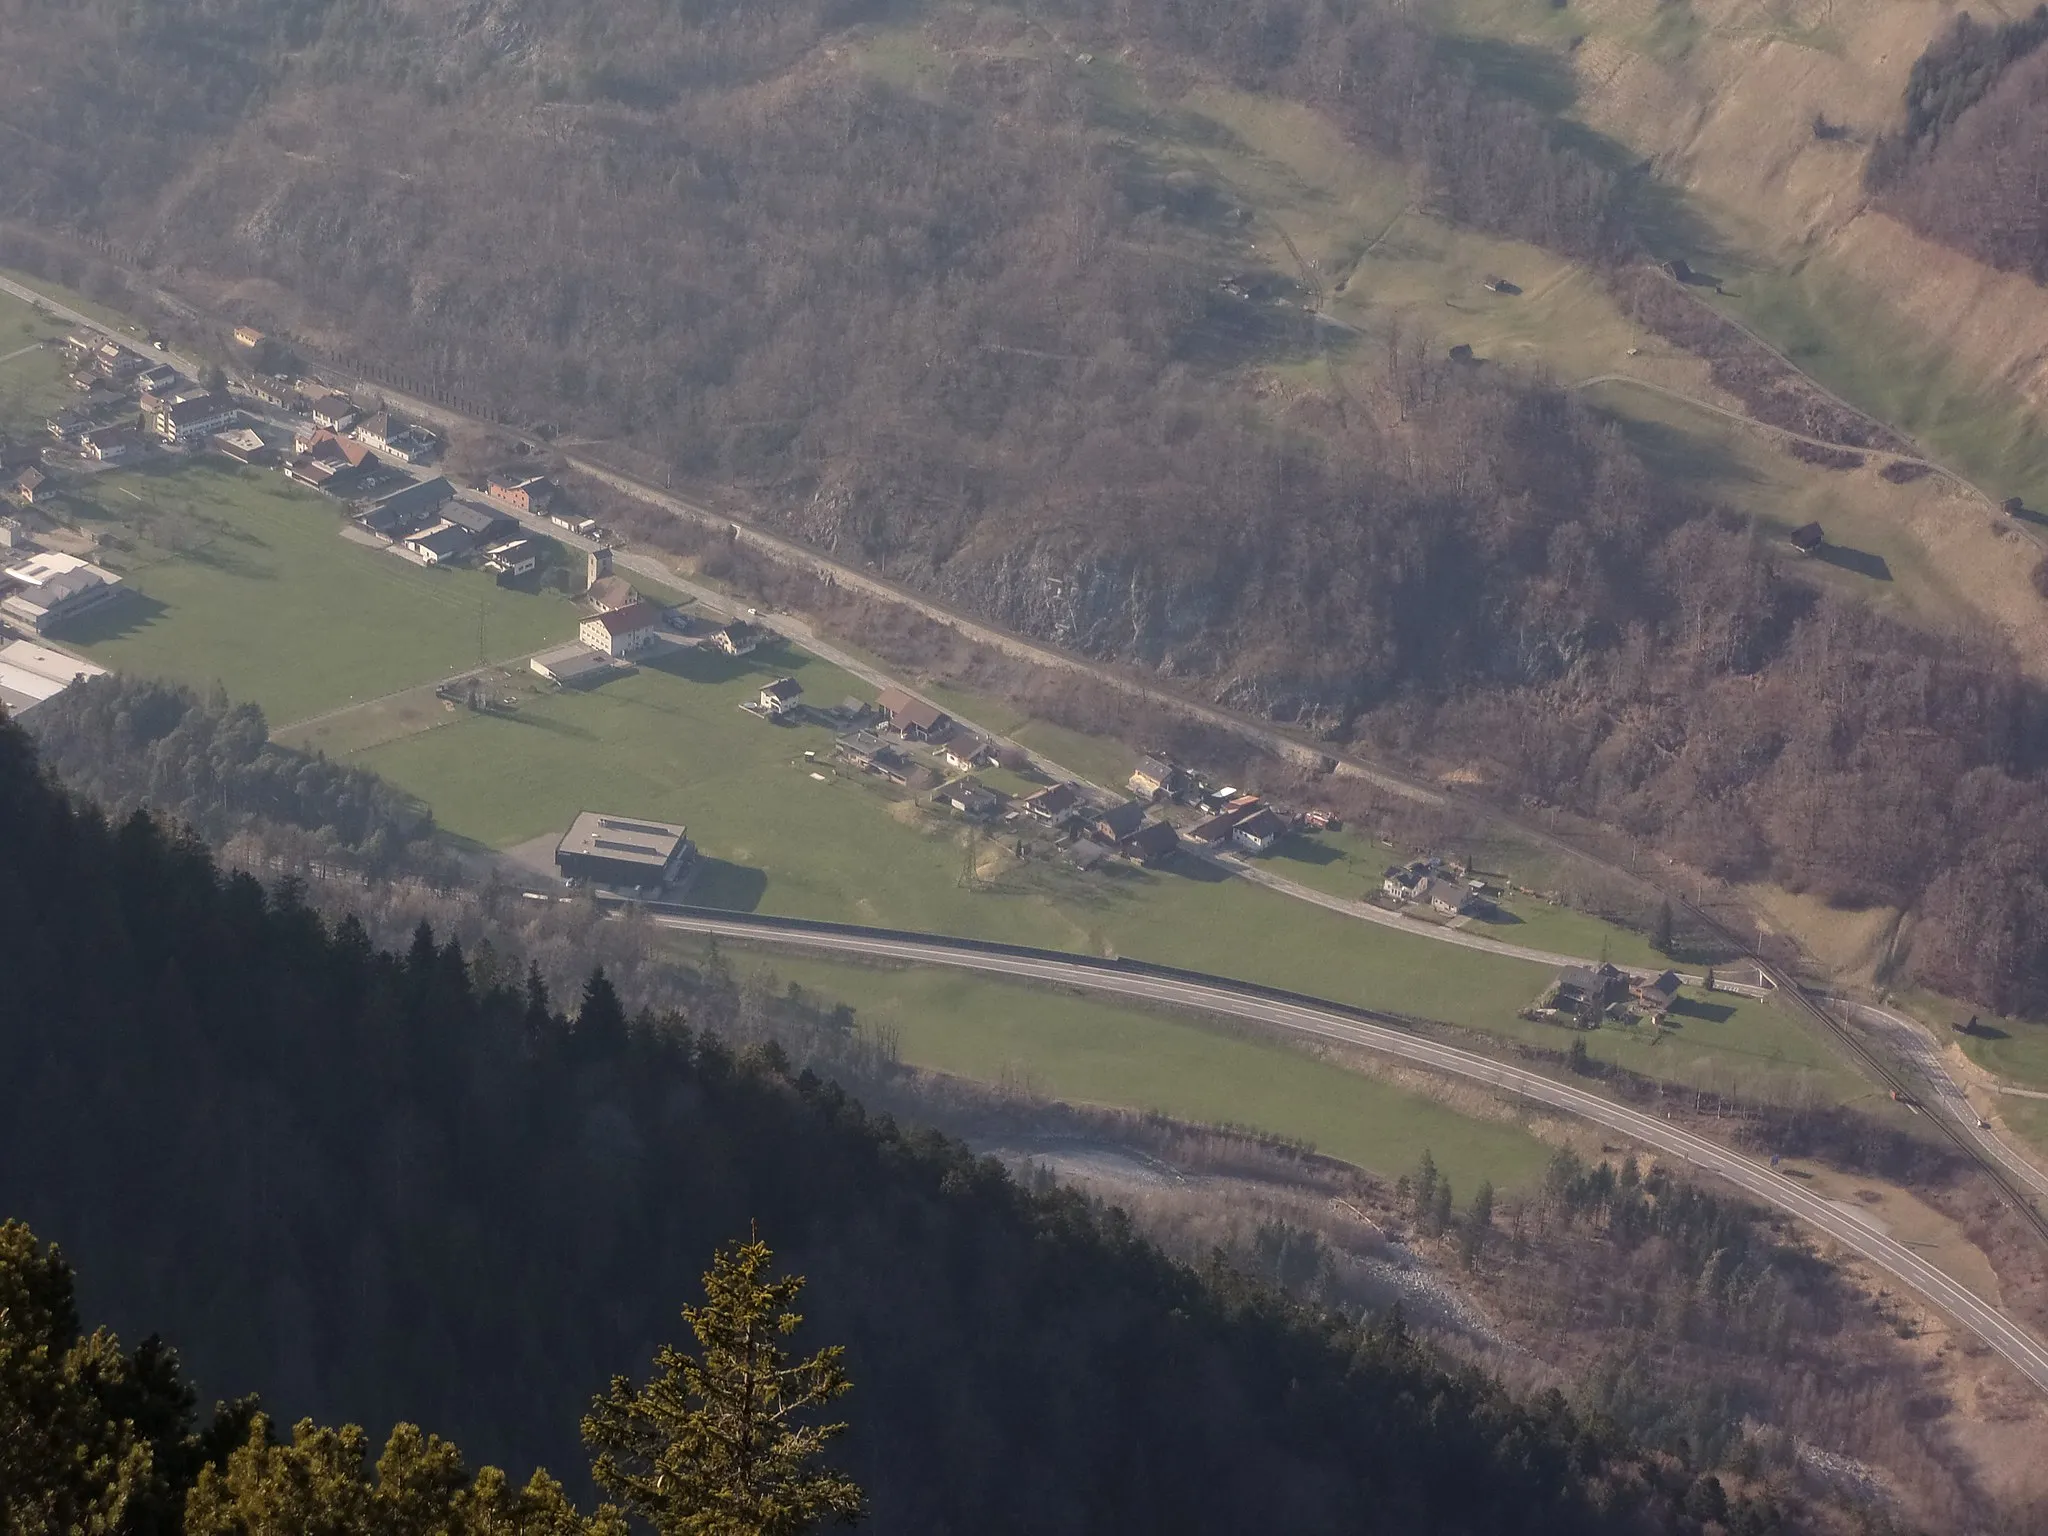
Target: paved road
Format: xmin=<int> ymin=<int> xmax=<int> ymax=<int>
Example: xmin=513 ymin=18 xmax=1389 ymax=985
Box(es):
xmin=642 ymin=906 xmax=2048 ymax=1396
xmin=1838 ymin=999 xmax=2048 ymax=1204
xmin=0 ymin=271 xmax=209 ymax=385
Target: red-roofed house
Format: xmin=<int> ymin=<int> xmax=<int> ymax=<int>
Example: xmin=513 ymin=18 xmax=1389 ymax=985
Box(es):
xmin=578 ymin=600 xmax=660 ymax=658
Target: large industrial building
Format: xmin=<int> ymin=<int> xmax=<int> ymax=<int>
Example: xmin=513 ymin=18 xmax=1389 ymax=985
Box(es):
xmin=0 ymin=639 xmax=107 ymax=717
xmin=554 ymin=812 xmax=695 ymax=890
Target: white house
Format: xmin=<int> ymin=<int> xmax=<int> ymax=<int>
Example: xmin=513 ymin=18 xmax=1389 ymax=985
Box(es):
xmin=579 ymin=600 xmax=660 ymax=657
xmin=311 ymin=394 xmax=361 ymax=432
xmin=757 ymin=677 xmax=802 ymax=716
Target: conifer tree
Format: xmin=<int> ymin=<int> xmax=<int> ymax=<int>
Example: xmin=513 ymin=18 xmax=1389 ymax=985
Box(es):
xmin=583 ymin=1236 xmax=863 ymax=1536
xmin=1652 ymin=900 xmax=1676 ymax=956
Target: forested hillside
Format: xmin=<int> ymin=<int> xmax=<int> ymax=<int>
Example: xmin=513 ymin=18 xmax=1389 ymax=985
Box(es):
xmin=1867 ymin=6 xmax=2048 ymax=281
xmin=13 ymin=2 xmax=2048 ymax=1014
xmin=0 ymin=716 xmax=1794 ymax=1534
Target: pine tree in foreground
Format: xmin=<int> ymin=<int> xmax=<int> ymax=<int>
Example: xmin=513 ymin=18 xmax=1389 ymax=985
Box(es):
xmin=583 ymin=1237 xmax=864 ymax=1536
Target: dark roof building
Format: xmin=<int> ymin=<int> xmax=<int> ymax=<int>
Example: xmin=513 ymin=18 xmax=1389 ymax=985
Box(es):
xmin=1551 ymin=963 xmax=1626 ymax=1013
xmin=875 ymin=686 xmax=952 ymax=740
xmin=370 ymin=476 xmax=457 ymax=527
xmin=554 ymin=812 xmax=696 ymax=889
xmin=1788 ymin=522 xmax=1825 ymax=554
xmin=442 ymin=499 xmax=516 ymax=541
xmin=1122 ymin=820 xmax=1180 ymax=864
xmin=404 ymin=523 xmax=475 ymax=565
xmin=1092 ymin=800 xmax=1149 ymax=844
xmin=1635 ymin=970 xmax=1683 ymax=1014
xmin=1023 ymin=781 xmax=1083 ymax=822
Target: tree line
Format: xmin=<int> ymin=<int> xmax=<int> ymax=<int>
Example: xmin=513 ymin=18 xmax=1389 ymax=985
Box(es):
xmin=23 ymin=674 xmax=437 ymax=878
xmin=0 ymin=713 xmax=1776 ymax=1534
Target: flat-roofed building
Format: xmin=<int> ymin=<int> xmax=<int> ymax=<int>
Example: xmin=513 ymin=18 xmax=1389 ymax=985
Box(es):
xmin=1 ymin=550 xmax=123 ymax=634
xmin=555 ymin=812 xmax=696 ymax=889
xmin=529 ymin=642 xmax=617 ymax=688
xmin=0 ymin=638 xmax=106 ymax=718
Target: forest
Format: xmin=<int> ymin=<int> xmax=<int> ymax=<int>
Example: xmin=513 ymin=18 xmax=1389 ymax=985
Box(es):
xmin=24 ymin=674 xmax=437 ymax=877
xmin=0 ymin=714 xmax=1813 ymax=1535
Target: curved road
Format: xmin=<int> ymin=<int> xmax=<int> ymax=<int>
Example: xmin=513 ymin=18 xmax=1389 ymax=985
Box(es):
xmin=645 ymin=907 xmax=2048 ymax=1396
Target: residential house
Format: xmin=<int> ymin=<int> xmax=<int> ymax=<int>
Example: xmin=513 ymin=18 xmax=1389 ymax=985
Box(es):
xmin=483 ymin=538 xmax=539 ymax=579
xmin=757 ymin=677 xmax=803 ymax=717
xmin=0 ymin=551 xmax=122 ymax=634
xmin=311 ymin=394 xmax=362 ymax=432
xmin=1022 ymin=781 xmax=1083 ymax=823
xmin=1090 ymin=801 xmax=1149 ymax=846
xmin=91 ymin=340 xmax=143 ymax=381
xmin=1186 ymin=811 xmax=1240 ymax=847
xmin=529 ymin=643 xmax=617 ymax=688
xmin=835 ymin=730 xmax=910 ymax=783
xmin=711 ymin=620 xmax=761 ymax=657
xmin=288 ymin=432 xmax=381 ymax=491
xmin=942 ymin=732 xmax=997 ymax=771
xmin=1550 ymin=963 xmax=1626 ymax=1016
xmin=82 ymin=426 xmax=141 ymax=464
xmin=135 ymin=364 xmax=179 ymax=394
xmin=1634 ymin=970 xmax=1683 ymax=1017
xmin=9 ymin=468 xmax=48 ymax=505
xmin=403 ymin=523 xmax=475 ymax=566
xmin=1129 ymin=753 xmax=1188 ymax=802
xmin=875 ymin=686 xmax=952 ymax=741
xmin=580 ymin=600 xmax=660 ymax=658
xmin=488 ymin=474 xmax=557 ymax=514
xmin=1122 ymin=820 xmax=1180 ymax=865
xmin=935 ymin=779 xmax=1005 ymax=820
xmin=1230 ymin=807 xmax=1285 ymax=854
xmin=355 ymin=411 xmax=440 ymax=464
xmin=152 ymin=394 xmax=238 ymax=445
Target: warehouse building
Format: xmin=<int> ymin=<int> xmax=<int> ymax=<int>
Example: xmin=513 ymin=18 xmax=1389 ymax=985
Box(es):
xmin=554 ymin=812 xmax=695 ymax=889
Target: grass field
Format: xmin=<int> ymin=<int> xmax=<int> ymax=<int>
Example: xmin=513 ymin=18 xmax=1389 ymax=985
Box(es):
xmin=57 ymin=461 xmax=577 ymax=723
xmin=736 ymin=950 xmax=1557 ymax=1191
xmin=2000 ymin=1097 xmax=2048 ymax=1164
xmin=0 ymin=292 xmax=83 ymax=433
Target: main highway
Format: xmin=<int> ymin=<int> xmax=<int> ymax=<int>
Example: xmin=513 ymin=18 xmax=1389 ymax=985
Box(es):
xmin=638 ymin=904 xmax=2048 ymax=1397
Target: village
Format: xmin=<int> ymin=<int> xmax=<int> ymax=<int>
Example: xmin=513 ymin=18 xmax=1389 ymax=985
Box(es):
xmin=0 ymin=314 xmax=1720 ymax=1053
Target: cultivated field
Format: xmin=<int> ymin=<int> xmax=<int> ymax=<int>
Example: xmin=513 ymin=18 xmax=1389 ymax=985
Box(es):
xmin=738 ymin=950 xmax=1558 ymax=1192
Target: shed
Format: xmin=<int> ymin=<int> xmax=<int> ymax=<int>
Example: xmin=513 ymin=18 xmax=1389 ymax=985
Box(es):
xmin=1787 ymin=522 xmax=1825 ymax=555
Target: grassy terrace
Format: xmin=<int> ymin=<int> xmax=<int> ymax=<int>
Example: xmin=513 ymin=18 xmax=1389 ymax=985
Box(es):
xmin=743 ymin=950 xmax=1557 ymax=1191
xmin=59 ymin=461 xmax=575 ymax=724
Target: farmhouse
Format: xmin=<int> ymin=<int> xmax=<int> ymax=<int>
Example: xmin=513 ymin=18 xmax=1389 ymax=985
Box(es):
xmin=711 ymin=620 xmax=761 ymax=656
xmin=554 ymin=811 xmax=696 ymax=890
xmin=529 ymin=642 xmax=617 ymax=688
xmin=488 ymin=474 xmax=557 ymax=513
xmin=354 ymin=411 xmax=439 ymax=463
xmin=0 ymin=551 xmax=123 ymax=634
xmin=311 ymin=394 xmax=362 ymax=432
xmin=0 ymin=638 xmax=106 ymax=719
xmin=875 ymin=686 xmax=952 ymax=741
xmin=1550 ymin=963 xmax=1626 ymax=1015
xmin=1417 ymin=875 xmax=1478 ymax=916
xmin=1129 ymin=753 xmax=1187 ymax=801
xmin=580 ymin=600 xmax=660 ymax=657
xmin=1634 ymin=970 xmax=1683 ymax=1017
xmin=757 ymin=677 xmax=803 ymax=716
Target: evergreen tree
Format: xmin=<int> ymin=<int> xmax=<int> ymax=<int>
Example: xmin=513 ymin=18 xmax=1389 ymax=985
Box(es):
xmin=1431 ymin=1179 xmax=1455 ymax=1239
xmin=1411 ymin=1150 xmax=1438 ymax=1223
xmin=1460 ymin=1181 xmax=1495 ymax=1271
xmin=583 ymin=1237 xmax=863 ymax=1536
xmin=1652 ymin=900 xmax=1676 ymax=956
